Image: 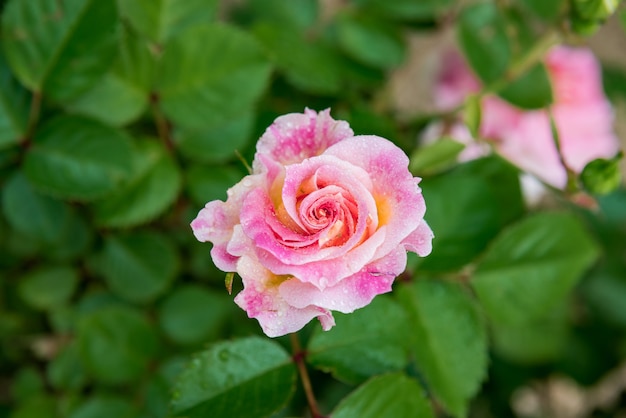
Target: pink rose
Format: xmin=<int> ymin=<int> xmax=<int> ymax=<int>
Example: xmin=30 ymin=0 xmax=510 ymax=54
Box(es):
xmin=191 ymin=109 xmax=433 ymax=337
xmin=432 ymin=46 xmax=620 ymax=189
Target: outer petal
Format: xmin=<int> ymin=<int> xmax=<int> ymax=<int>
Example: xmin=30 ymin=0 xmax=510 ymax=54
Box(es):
xmin=279 ymin=248 xmax=407 ymax=313
xmin=555 ymin=103 xmax=620 ymax=172
xmin=494 ymin=111 xmax=566 ymax=188
xmin=253 ymin=108 xmax=354 ymax=170
xmin=545 ymin=46 xmax=607 ymax=105
xmin=190 ymin=173 xmax=264 ymax=271
xmin=233 ymin=255 xmax=335 ymax=337
xmin=402 ymin=220 xmax=434 ymax=257
xmin=325 ymin=135 xmax=427 ymax=260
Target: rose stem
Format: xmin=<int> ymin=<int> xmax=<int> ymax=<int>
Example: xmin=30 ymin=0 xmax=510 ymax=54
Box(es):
xmin=290 ymin=332 xmax=324 ymax=418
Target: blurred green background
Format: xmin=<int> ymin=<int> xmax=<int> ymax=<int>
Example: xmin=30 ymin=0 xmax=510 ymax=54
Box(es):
xmin=0 ymin=0 xmax=625 ymax=417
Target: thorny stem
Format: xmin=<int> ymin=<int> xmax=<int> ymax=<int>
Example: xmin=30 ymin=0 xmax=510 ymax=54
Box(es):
xmin=290 ymin=333 xmax=325 ymax=418
xmin=22 ymin=90 xmax=42 ymax=146
xmin=150 ymin=92 xmax=174 ymax=151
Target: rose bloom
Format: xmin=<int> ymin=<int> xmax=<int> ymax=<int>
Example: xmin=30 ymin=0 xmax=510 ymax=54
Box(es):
xmin=432 ymin=46 xmax=620 ymax=189
xmin=191 ymin=109 xmax=433 ymax=337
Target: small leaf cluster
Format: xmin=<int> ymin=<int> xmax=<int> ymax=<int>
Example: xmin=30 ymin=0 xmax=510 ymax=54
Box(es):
xmin=0 ymin=0 xmax=625 ymax=418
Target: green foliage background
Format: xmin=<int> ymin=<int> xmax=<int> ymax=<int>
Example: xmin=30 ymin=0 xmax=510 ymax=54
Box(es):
xmin=0 ymin=0 xmax=625 ymax=417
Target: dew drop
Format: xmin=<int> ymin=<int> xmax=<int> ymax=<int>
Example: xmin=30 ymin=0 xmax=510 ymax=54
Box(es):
xmin=219 ymin=349 xmax=230 ymax=361
xmin=319 ymin=277 xmax=328 ymax=289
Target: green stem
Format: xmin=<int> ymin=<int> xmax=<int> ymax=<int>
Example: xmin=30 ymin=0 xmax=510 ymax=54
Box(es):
xmin=23 ymin=90 xmax=42 ymax=144
xmin=482 ymin=29 xmax=561 ymax=97
xmin=548 ymin=108 xmax=578 ymax=193
xmin=150 ymin=92 xmax=174 ymax=151
xmin=290 ymin=333 xmax=324 ymax=418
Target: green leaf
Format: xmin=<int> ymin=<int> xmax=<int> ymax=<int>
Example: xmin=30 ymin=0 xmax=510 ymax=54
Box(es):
xmin=11 ymin=367 xmax=44 ymax=402
xmin=333 ymin=373 xmax=434 ymax=418
xmin=410 ymin=137 xmax=465 ymax=176
xmin=70 ymin=85 xmax=135 ymax=126
xmin=10 ymin=395 xmax=59 ymax=418
xmin=584 ymin=263 xmax=626 ymax=327
xmin=472 ymin=212 xmax=600 ymax=325
xmin=521 ymin=0 xmax=565 ymax=21
xmin=94 ymin=230 xmax=179 ymax=304
xmin=64 ymin=26 xmax=152 ymax=127
xmin=47 ymin=342 xmax=87 ymax=391
xmin=176 ymin=111 xmax=255 ymax=163
xmin=45 ymin=211 xmax=92 ymax=262
xmin=2 ymin=0 xmax=118 ymax=101
xmin=246 ymin=0 xmax=319 ymax=30
xmin=491 ymin=302 xmax=569 ymax=364
xmin=307 ymin=296 xmax=411 ymax=385
xmin=335 ymin=14 xmax=406 ymax=70
xmin=92 ymin=139 xmax=181 ymax=228
xmin=353 ymin=0 xmax=454 ymax=20
xmin=158 ymin=284 xmax=232 ymax=346
xmin=18 ymin=265 xmax=78 ymax=310
xmin=498 ymin=63 xmax=553 ymax=109
xmin=170 ymin=337 xmax=297 ymax=418
xmin=2 ymin=172 xmax=71 ymax=244
xmin=0 ymin=52 xmax=28 ymax=148
xmin=64 ymin=29 xmax=150 ymax=128
xmin=458 ymin=3 xmax=510 ymax=84
xmin=253 ymin=23 xmax=344 ymax=95
xmin=77 ymin=306 xmax=159 ymax=384
xmin=23 ymin=116 xmax=134 ymax=200
xmin=398 ymin=279 xmax=488 ymax=418
xmin=418 ymin=172 xmax=500 ymax=271
xmin=158 ymin=23 xmax=271 ymax=130
xmin=453 ymin=156 xmax=525 ymax=227
xmin=117 ymin=0 xmax=218 ymax=43
xmin=68 ymin=395 xmax=137 ymax=418
xmin=65 ymin=24 xmax=155 ymax=126
xmin=186 ymin=164 xmax=245 ymax=206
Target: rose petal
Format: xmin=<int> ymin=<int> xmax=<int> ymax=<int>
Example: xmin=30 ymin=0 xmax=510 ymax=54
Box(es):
xmin=281 ymin=155 xmax=376 ymax=239
xmin=554 ymin=103 xmax=620 ymax=173
xmin=190 ymin=173 xmax=264 ymax=271
xmin=253 ymin=108 xmax=353 ymax=169
xmin=324 ymin=135 xmax=427 ymax=260
xmin=279 ymin=248 xmax=407 ymax=313
xmin=239 ymin=187 xmax=388 ymax=288
xmin=233 ymin=255 xmax=335 ymax=337
xmin=546 ymin=46 xmax=607 ymax=105
xmin=402 ymin=220 xmax=434 ymax=257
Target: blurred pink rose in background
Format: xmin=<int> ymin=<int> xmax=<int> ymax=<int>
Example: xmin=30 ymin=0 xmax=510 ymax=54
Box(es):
xmin=191 ymin=109 xmax=433 ymax=337
xmin=432 ymin=46 xmax=620 ymax=189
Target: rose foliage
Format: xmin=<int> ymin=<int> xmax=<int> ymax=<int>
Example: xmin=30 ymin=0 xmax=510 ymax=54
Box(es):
xmin=1 ymin=1 xmax=625 ymax=418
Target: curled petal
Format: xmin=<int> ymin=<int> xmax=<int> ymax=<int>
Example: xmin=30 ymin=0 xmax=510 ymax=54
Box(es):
xmin=403 ymin=220 xmax=434 ymax=257
xmin=190 ymin=173 xmax=264 ymax=271
xmin=239 ymin=187 xmax=388 ymax=288
xmin=233 ymin=256 xmax=335 ymax=337
xmin=279 ymin=248 xmax=407 ymax=313
xmin=325 ymin=135 xmax=427 ymax=260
